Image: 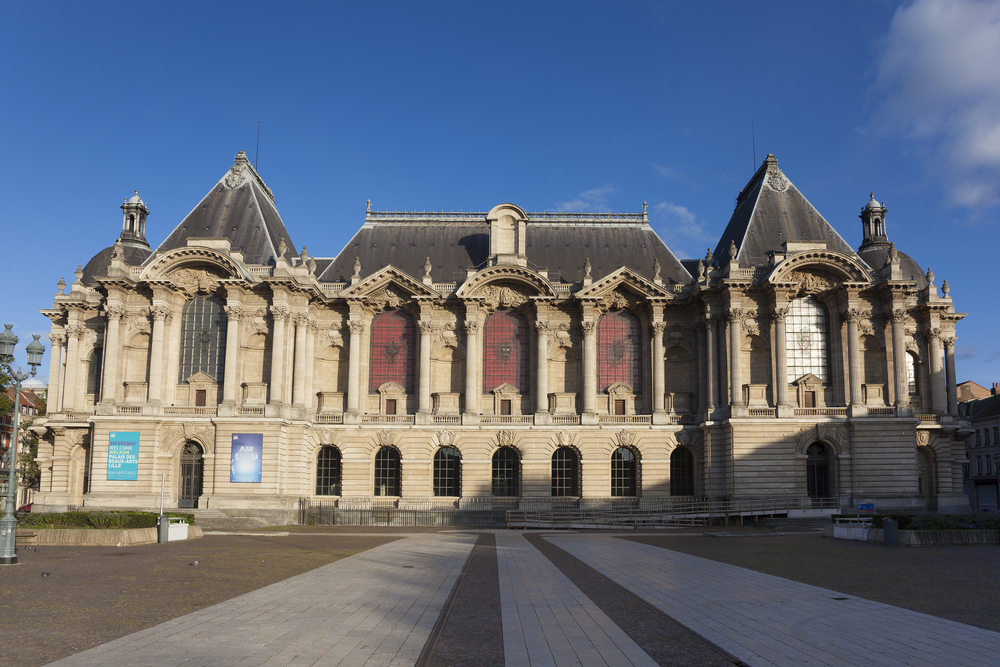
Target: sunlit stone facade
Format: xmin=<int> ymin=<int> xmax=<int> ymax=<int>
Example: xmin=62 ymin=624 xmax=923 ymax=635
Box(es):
xmin=31 ymin=152 xmax=972 ymax=520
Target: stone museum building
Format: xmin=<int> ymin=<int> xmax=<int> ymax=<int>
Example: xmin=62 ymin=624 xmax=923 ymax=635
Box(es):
xmin=31 ymin=151 xmax=972 ymax=520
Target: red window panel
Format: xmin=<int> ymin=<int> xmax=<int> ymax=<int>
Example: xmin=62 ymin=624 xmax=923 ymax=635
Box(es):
xmin=597 ymin=310 xmax=642 ymax=392
xmin=369 ymin=309 xmax=416 ymax=393
xmin=482 ymin=310 xmax=529 ymax=393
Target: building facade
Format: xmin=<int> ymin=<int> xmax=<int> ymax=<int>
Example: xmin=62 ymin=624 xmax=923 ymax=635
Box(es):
xmin=960 ymin=385 xmax=1000 ymax=510
xmin=32 ymin=152 xmax=972 ymax=519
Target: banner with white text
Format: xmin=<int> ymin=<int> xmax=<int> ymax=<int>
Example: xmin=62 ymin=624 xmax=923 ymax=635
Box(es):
xmin=108 ymin=432 xmax=140 ymax=481
xmin=230 ymin=433 xmax=263 ymax=483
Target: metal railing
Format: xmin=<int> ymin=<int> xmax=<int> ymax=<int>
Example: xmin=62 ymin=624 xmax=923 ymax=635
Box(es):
xmin=506 ymin=496 xmax=841 ymax=529
xmin=299 ymin=498 xmax=507 ymax=527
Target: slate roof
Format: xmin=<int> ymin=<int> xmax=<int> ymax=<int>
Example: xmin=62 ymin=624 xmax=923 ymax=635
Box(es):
xmin=146 ymin=152 xmax=297 ymax=267
xmin=321 ymin=211 xmax=691 ymax=285
xmin=857 ymin=242 xmax=928 ymax=289
xmin=82 ymin=244 xmax=152 ymax=285
xmin=965 ymin=393 xmax=1000 ymax=421
xmin=713 ymin=155 xmax=859 ymax=268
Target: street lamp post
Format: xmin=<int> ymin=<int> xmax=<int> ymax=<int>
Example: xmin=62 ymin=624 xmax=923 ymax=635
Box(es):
xmin=0 ymin=323 xmax=45 ymax=565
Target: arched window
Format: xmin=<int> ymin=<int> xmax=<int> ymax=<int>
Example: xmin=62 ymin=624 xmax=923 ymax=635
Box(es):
xmin=611 ymin=447 xmax=637 ymax=497
xmin=492 ymin=447 xmax=519 ymax=497
xmin=86 ymin=348 xmax=102 ymax=397
xmin=179 ymin=295 xmax=227 ymax=382
xmin=315 ymin=446 xmax=341 ymax=496
xmin=374 ymin=447 xmax=401 ymax=496
xmin=179 ymin=442 xmax=203 ymax=508
xmin=483 ymin=310 xmax=528 ymax=392
xmin=786 ymin=297 xmax=828 ymax=383
xmin=369 ymin=309 xmax=416 ymax=393
xmin=670 ymin=448 xmax=695 ymax=496
xmin=597 ymin=310 xmax=642 ymax=391
xmin=551 ymin=447 xmax=578 ymax=497
xmin=433 ymin=447 xmax=461 ymax=497
xmin=907 ymin=352 xmax=919 ymax=395
xmin=806 ymin=443 xmax=830 ymax=498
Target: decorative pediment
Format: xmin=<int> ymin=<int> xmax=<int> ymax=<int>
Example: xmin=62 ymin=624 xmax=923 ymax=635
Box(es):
xmin=770 ymin=250 xmax=870 ymax=286
xmin=574 ymin=266 xmax=671 ymax=302
xmin=456 ymin=264 xmax=556 ymax=299
xmin=186 ymin=372 xmax=218 ymax=385
xmin=793 ymin=373 xmax=824 ymax=387
xmin=338 ymin=265 xmax=438 ymax=303
xmin=606 ymin=382 xmax=634 ymax=396
xmin=140 ymin=246 xmax=253 ymax=284
xmin=377 ymin=382 xmax=405 ymax=395
xmin=491 ymin=383 xmax=520 ymax=397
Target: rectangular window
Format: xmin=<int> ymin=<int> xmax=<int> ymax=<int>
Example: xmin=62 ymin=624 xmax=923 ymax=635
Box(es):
xmin=385 ymin=399 xmax=396 ymax=415
xmin=615 ymin=399 xmax=625 ymax=415
xmin=977 ymin=430 xmax=982 ymax=446
xmin=195 ymin=390 xmax=206 ymax=407
xmin=977 ymin=456 xmax=983 ymax=475
xmin=994 ymin=427 xmax=999 ymax=444
xmin=500 ymin=399 xmax=511 ymax=416
xmin=804 ymin=391 xmax=816 ymax=408
xmin=963 ymin=463 xmax=970 ymax=479
xmin=988 ymin=457 xmax=994 ymax=476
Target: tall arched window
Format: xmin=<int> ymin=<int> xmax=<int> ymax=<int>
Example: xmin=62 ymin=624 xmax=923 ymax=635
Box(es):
xmin=179 ymin=295 xmax=227 ymax=382
xmin=551 ymin=447 xmax=578 ymax=497
xmin=374 ymin=447 xmax=401 ymax=496
xmin=611 ymin=447 xmax=637 ymax=497
xmin=670 ymin=448 xmax=695 ymax=496
xmin=315 ymin=446 xmax=341 ymax=496
xmin=786 ymin=297 xmax=828 ymax=383
xmin=806 ymin=443 xmax=830 ymax=498
xmin=483 ymin=310 xmax=528 ymax=392
xmin=597 ymin=310 xmax=642 ymax=391
xmin=433 ymin=447 xmax=461 ymax=497
xmin=492 ymin=447 xmax=520 ymax=497
xmin=370 ymin=309 xmax=416 ymax=393
xmin=907 ymin=352 xmax=919 ymax=396
xmin=86 ymin=348 xmax=102 ymax=397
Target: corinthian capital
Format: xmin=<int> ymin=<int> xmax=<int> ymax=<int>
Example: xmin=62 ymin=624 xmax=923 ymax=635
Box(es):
xmin=652 ymin=322 xmax=667 ymax=335
xmin=725 ymin=308 xmax=744 ymax=322
xmin=106 ymin=305 xmax=126 ymax=321
xmin=771 ymin=307 xmax=788 ymax=323
xmin=582 ymin=321 xmax=597 ymax=335
xmin=463 ymin=321 xmax=479 ymax=335
xmin=943 ymin=336 xmax=956 ymax=349
xmin=270 ymin=305 xmax=291 ymax=321
xmin=49 ymin=333 xmax=66 ymax=347
xmin=149 ymin=306 xmax=170 ymax=321
xmin=889 ymin=308 xmax=908 ymax=323
xmin=418 ymin=321 xmax=434 ymax=334
xmin=348 ymin=321 xmax=365 ymax=334
xmin=224 ymin=305 xmax=243 ymax=319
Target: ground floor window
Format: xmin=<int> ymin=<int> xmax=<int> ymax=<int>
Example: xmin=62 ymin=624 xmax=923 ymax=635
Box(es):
xmin=316 ymin=446 xmax=341 ymax=496
xmin=433 ymin=447 xmax=461 ymax=496
xmin=806 ymin=443 xmax=830 ymax=498
xmin=374 ymin=447 xmax=401 ymax=496
xmin=670 ymin=447 xmax=695 ymax=496
xmin=492 ymin=447 xmax=519 ymax=497
xmin=551 ymin=447 xmax=578 ymax=497
xmin=611 ymin=447 xmax=637 ymax=497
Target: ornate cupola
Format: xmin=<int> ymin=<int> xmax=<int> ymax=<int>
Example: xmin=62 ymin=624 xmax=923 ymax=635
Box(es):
xmin=119 ymin=189 xmax=150 ymax=248
xmin=486 ymin=203 xmax=528 ymax=267
xmin=859 ymin=193 xmax=888 ymax=250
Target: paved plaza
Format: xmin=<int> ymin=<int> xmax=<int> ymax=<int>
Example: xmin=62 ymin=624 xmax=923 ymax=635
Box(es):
xmin=38 ymin=531 xmax=1000 ymax=667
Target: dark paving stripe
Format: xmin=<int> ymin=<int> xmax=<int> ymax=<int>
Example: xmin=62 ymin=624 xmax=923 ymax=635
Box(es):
xmin=425 ymin=533 xmax=504 ymax=667
xmin=525 ymin=533 xmax=741 ymax=667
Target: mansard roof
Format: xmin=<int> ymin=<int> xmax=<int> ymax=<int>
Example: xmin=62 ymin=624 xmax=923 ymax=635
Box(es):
xmin=147 ymin=151 xmax=297 ymax=267
xmin=714 ymin=154 xmax=857 ymax=268
xmin=321 ymin=209 xmax=691 ymax=285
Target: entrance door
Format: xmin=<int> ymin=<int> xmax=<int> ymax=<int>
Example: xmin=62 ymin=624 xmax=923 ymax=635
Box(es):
xmin=179 ymin=442 xmax=203 ymax=508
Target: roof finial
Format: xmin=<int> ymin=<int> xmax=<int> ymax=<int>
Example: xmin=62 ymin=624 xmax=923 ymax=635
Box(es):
xmin=643 ymin=201 xmax=647 ymax=215
xmin=366 ymin=199 xmax=371 ymax=213
xmin=584 ymin=257 xmax=592 ymax=279
xmin=353 ymin=257 xmax=361 ymax=277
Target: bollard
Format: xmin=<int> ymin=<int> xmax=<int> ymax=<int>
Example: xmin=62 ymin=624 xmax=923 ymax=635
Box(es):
xmin=883 ymin=517 xmax=898 ymax=547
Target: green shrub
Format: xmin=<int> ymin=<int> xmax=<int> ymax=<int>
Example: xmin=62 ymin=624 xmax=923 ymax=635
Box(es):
xmin=15 ymin=510 xmax=193 ymax=529
xmin=908 ymin=512 xmax=1000 ymax=531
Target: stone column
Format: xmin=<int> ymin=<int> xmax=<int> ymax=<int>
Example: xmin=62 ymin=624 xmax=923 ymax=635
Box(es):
xmin=303 ymin=318 xmax=316 ymax=414
xmin=652 ymin=322 xmax=666 ymax=414
xmin=727 ymin=308 xmax=744 ymax=410
xmin=163 ymin=306 xmax=182 ymax=405
xmin=463 ymin=319 xmax=479 ymax=419
xmin=773 ymin=307 xmax=789 ymax=409
xmin=221 ymin=305 xmax=242 ymax=407
xmin=890 ymin=308 xmax=909 ymax=411
xmin=47 ymin=333 xmax=65 ymax=413
xmin=944 ymin=337 xmax=958 ymax=417
xmin=268 ymin=305 xmax=289 ymax=408
xmin=101 ymin=308 xmax=125 ymax=405
xmin=929 ymin=328 xmax=947 ymax=414
xmin=845 ymin=309 xmax=863 ymax=407
xmin=704 ymin=316 xmax=716 ymax=419
xmin=418 ymin=320 xmax=433 ymax=417
xmin=535 ymin=321 xmax=550 ymax=417
xmin=346 ymin=320 xmax=364 ymax=416
xmin=292 ymin=313 xmax=308 ymax=408
xmin=147 ymin=306 xmax=169 ymax=405
xmin=582 ymin=320 xmax=597 ymax=419
xmin=62 ymin=326 xmax=84 ymax=412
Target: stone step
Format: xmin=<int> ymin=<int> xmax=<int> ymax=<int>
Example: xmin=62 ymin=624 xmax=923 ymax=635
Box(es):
xmin=755 ymin=518 xmax=831 ymax=531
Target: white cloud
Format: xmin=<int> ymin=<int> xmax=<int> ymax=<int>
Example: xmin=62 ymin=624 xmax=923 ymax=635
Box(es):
xmin=872 ymin=0 xmax=1000 ymax=209
xmin=650 ymin=201 xmax=714 ymax=259
xmin=556 ymin=185 xmax=616 ymax=212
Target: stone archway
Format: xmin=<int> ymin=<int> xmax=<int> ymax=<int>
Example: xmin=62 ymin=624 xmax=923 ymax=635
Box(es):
xmin=179 ymin=441 xmax=204 ymax=508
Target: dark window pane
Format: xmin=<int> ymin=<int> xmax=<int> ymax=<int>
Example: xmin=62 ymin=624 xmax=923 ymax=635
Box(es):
xmin=433 ymin=447 xmax=461 ymax=497
xmin=179 ymin=295 xmax=227 ymax=383
xmin=315 ymin=446 xmax=341 ymax=496
xmin=551 ymin=447 xmax=578 ymax=497
xmin=492 ymin=447 xmax=519 ymax=497
xmin=374 ymin=447 xmax=401 ymax=496
xmin=670 ymin=448 xmax=695 ymax=496
xmin=611 ymin=446 xmax=637 ymax=497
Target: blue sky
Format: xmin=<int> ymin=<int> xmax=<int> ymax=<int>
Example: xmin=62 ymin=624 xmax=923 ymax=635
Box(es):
xmin=2 ymin=1 xmax=998 ymax=387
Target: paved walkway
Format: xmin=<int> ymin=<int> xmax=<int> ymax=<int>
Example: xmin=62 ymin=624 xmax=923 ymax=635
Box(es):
xmin=495 ymin=531 xmax=657 ymax=666
xmin=46 ymin=533 xmax=476 ymax=667
xmin=547 ymin=534 xmax=1000 ymax=667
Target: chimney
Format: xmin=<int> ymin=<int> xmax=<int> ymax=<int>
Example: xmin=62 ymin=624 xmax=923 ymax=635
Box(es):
xmin=993 ymin=382 xmax=998 ymax=396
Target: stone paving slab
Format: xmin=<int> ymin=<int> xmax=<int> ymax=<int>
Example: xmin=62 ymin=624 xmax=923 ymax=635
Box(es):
xmin=44 ymin=533 xmax=476 ymax=667
xmin=547 ymin=534 xmax=1000 ymax=667
xmin=495 ymin=531 xmax=658 ymax=667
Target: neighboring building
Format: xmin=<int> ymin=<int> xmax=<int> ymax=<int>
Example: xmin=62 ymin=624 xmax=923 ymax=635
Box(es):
xmin=960 ymin=384 xmax=1000 ymax=510
xmin=31 ymin=152 xmax=971 ymax=520
xmin=958 ymin=380 xmax=991 ymax=403
xmin=1 ymin=387 xmax=44 ymax=509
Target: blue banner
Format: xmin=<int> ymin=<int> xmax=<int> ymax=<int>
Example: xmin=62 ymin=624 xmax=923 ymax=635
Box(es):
xmin=108 ymin=432 xmax=139 ymax=481
xmin=230 ymin=433 xmax=263 ymax=483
